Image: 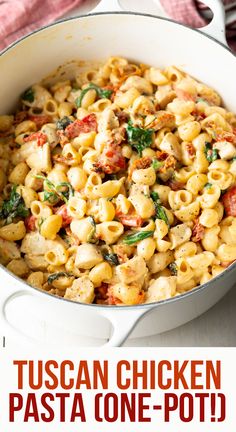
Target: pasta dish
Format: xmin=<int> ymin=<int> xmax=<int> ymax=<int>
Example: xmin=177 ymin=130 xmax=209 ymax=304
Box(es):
xmin=0 ymin=57 xmax=235 ymax=305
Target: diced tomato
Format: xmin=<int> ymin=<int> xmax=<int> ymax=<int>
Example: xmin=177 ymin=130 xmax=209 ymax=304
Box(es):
xmin=156 ymin=152 xmax=176 ymax=172
xmin=24 ymin=215 xmax=36 ymax=232
xmin=95 ymin=142 xmax=126 ymax=174
xmin=146 ymin=112 xmax=175 ymax=131
xmin=191 ymin=219 xmax=205 ymax=242
xmin=24 ymin=132 xmax=47 ymax=147
xmin=191 ymin=110 xmax=206 ymax=121
xmin=185 ymin=142 xmax=196 ymax=158
xmin=116 ymin=212 xmax=143 ymax=227
xmin=156 ymin=150 xmax=169 ymax=161
xmin=65 ymin=113 xmax=97 ymax=139
xmin=175 ymin=88 xmax=196 ymax=102
xmin=55 ymin=205 xmax=72 ymax=227
xmin=216 ymin=130 xmax=236 ymax=144
xmin=56 ymin=129 xmax=69 ymax=146
xmin=28 ymin=115 xmax=52 ymax=128
xmin=222 ymin=187 xmax=236 ymax=216
xmin=128 ymin=156 xmax=152 ymax=180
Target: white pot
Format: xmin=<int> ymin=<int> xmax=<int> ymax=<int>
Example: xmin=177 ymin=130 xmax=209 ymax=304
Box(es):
xmin=0 ymin=0 xmax=235 ymax=347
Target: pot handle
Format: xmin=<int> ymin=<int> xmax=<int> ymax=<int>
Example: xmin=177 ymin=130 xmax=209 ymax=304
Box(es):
xmin=98 ymin=307 xmax=150 ymax=347
xmin=200 ymin=0 xmax=227 ymax=46
xmin=0 ymin=285 xmax=149 ymax=347
xmin=0 ymin=281 xmax=36 ymax=344
xmin=92 ymin=0 xmax=122 ymax=13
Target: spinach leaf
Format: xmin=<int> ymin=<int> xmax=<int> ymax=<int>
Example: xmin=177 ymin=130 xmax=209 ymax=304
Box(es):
xmin=43 ymin=190 xmax=58 ymax=204
xmin=204 ymin=142 xmax=218 ymax=162
xmin=150 ymin=191 xmax=169 ymax=227
xmin=75 ymin=83 xmax=113 ymax=108
xmin=123 ymin=230 xmax=154 ymax=245
xmin=155 ymin=205 xmax=169 ymax=227
xmin=150 ymin=191 xmax=161 ymax=203
xmin=103 ymin=252 xmax=120 ymax=266
xmin=87 ymin=216 xmax=97 ymax=243
xmin=0 ymin=185 xmax=29 ymax=224
xmin=126 ymin=121 xmax=154 ymax=156
xmin=21 ymin=87 xmax=34 ymax=103
xmin=48 ymin=272 xmax=73 ymax=285
xmin=36 ymin=176 xmax=74 ymax=204
xmin=57 ymin=182 xmax=75 ymax=201
xmin=56 ymin=116 xmax=73 ymax=130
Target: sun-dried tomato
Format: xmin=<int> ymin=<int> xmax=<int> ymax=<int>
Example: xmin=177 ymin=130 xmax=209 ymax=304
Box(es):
xmin=222 ymin=186 xmax=236 ymax=217
xmin=65 ymin=113 xmax=97 ymax=139
xmin=28 ymin=115 xmax=52 ymax=129
xmin=191 ymin=219 xmax=205 ymax=242
xmin=24 ymin=132 xmax=47 ymax=146
xmin=24 ymin=215 xmax=36 ymax=232
xmin=94 ymin=142 xmax=126 ymax=174
xmin=55 ymin=205 xmax=72 ymax=227
xmin=185 ymin=142 xmax=196 ymax=158
xmin=116 ymin=212 xmax=143 ymax=227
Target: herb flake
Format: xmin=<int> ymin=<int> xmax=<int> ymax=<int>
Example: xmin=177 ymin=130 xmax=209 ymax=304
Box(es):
xmin=48 ymin=272 xmax=73 ymax=285
xmin=56 ymin=116 xmax=73 ymax=130
xmin=204 ymin=182 xmax=212 ymax=189
xmin=123 ymin=230 xmax=154 ymax=245
xmin=22 ymin=87 xmax=34 ymax=103
xmin=168 ymin=262 xmax=178 ymax=276
xmin=103 ymin=252 xmax=120 ymax=266
xmin=0 ymin=185 xmax=29 ymax=224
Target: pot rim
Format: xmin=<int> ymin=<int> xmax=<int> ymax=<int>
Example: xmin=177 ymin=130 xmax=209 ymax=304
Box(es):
xmin=1 ymin=11 xmax=235 ymax=58
xmin=0 ymin=10 xmax=235 ymax=310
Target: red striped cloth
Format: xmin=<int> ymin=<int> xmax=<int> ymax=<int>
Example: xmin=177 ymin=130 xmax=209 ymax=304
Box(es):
xmin=160 ymin=0 xmax=236 ymax=51
xmin=0 ymin=0 xmax=85 ymax=52
xmin=0 ymin=1 xmax=235 ymax=52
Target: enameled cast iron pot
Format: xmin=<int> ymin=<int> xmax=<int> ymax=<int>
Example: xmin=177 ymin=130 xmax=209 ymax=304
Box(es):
xmin=0 ymin=0 xmax=235 ymax=347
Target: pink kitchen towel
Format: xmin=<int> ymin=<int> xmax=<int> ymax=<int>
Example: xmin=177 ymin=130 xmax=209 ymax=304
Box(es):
xmin=0 ymin=0 xmax=236 ymax=52
xmin=160 ymin=0 xmax=236 ymax=51
xmin=0 ymin=0 xmax=85 ymax=51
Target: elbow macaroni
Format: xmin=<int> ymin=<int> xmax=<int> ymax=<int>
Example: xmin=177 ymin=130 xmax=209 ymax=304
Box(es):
xmin=1 ymin=56 xmax=236 ymax=305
